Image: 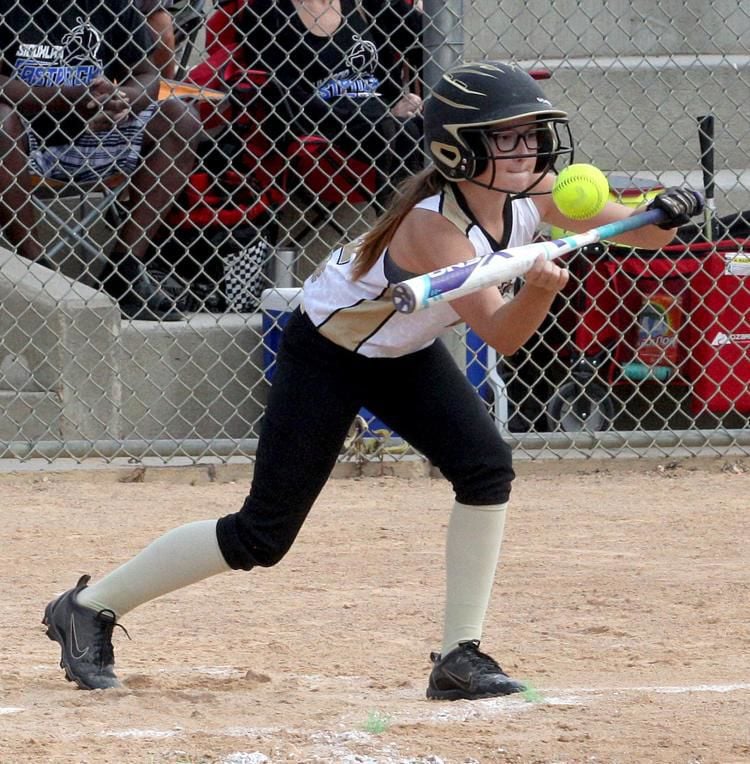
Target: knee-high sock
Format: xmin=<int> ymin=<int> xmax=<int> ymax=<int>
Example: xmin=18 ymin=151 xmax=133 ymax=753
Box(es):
xmin=76 ymin=520 xmax=231 ymax=618
xmin=442 ymin=501 xmax=508 ymax=656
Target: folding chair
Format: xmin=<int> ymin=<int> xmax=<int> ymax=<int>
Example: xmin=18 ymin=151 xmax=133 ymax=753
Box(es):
xmin=171 ymin=0 xmax=208 ymax=80
xmin=30 ymin=172 xmax=130 ymax=281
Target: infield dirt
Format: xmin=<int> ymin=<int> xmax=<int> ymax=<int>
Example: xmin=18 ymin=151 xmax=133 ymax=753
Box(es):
xmin=1 ymin=456 xmax=748 ymax=763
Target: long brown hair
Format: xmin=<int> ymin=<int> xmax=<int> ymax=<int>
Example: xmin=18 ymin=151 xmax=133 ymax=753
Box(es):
xmin=351 ymin=166 xmax=446 ymax=281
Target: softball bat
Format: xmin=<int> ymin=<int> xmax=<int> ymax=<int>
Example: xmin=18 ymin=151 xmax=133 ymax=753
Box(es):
xmin=391 ymin=208 xmax=667 ymax=314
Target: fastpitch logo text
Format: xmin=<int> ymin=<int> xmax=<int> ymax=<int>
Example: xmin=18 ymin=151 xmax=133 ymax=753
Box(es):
xmin=15 ymin=19 xmax=104 ymax=87
xmin=316 ymin=34 xmax=380 ymax=100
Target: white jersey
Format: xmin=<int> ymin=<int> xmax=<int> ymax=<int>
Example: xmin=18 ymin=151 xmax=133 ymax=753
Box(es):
xmin=302 ymin=185 xmax=541 ymax=358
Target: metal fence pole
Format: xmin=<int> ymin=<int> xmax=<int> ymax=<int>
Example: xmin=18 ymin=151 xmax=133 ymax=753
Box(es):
xmin=422 ymin=0 xmax=464 ymax=91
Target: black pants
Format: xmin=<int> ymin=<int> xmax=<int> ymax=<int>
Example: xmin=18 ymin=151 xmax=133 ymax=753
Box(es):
xmin=217 ymin=310 xmax=514 ymax=570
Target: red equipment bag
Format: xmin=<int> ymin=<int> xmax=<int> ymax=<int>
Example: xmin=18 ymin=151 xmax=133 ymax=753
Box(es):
xmin=684 ymin=249 xmax=750 ymax=415
xmin=570 ymin=249 xmax=704 ymax=381
xmin=614 ymin=253 xmax=704 ymax=375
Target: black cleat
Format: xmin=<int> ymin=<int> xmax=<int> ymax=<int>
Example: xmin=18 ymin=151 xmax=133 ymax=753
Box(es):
xmin=100 ymin=255 xmax=184 ymax=321
xmin=426 ymin=640 xmax=526 ymax=700
xmin=42 ymin=575 xmax=127 ymax=690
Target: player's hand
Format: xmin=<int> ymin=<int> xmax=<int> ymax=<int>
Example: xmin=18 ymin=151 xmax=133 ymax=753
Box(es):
xmin=647 ymin=187 xmax=705 ymax=229
xmin=524 ymin=255 xmax=569 ymax=293
xmin=390 ymin=92 xmax=422 ymax=120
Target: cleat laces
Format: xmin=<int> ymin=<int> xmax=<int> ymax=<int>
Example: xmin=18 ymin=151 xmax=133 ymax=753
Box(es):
xmin=93 ymin=609 xmax=130 ymax=668
xmin=459 ymin=640 xmax=508 ymax=676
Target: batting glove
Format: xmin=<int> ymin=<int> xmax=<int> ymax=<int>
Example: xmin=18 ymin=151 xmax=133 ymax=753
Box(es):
xmin=647 ymin=187 xmax=705 ymax=229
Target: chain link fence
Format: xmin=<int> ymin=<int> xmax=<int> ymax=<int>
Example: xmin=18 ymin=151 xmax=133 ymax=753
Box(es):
xmin=1 ymin=0 xmax=749 ymax=464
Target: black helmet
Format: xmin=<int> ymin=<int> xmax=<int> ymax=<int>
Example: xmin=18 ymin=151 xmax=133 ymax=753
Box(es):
xmin=424 ymin=61 xmax=573 ymax=189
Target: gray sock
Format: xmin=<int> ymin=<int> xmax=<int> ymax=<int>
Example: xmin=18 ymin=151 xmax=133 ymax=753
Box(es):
xmin=442 ymin=501 xmax=508 ymax=655
xmin=76 ymin=519 xmax=231 ymax=618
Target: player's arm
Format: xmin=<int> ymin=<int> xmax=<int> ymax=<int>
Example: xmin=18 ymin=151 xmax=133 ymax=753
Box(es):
xmin=389 ymin=208 xmax=476 ymax=274
xmin=452 ymin=256 xmax=568 ymax=356
xmin=0 ymin=74 xmax=89 ymax=120
xmin=389 ymin=208 xmax=568 ymax=356
xmin=535 ymin=172 xmax=701 ymax=250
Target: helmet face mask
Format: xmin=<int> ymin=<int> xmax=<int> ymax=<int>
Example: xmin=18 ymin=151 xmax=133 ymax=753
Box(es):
xmin=424 ymin=61 xmax=575 ymax=194
xmin=464 ymin=118 xmax=574 ymax=194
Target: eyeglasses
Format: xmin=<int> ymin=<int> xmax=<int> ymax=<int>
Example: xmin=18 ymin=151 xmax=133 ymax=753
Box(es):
xmin=489 ymin=127 xmax=548 ymax=153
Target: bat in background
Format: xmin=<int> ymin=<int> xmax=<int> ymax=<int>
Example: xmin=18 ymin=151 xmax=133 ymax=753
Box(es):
xmin=697 ymin=113 xmax=716 ymax=242
xmin=392 ymin=207 xmax=667 ymax=314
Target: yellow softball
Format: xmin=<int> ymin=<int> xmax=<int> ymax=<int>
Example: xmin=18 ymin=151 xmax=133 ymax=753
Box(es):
xmin=552 ymin=164 xmax=610 ymax=220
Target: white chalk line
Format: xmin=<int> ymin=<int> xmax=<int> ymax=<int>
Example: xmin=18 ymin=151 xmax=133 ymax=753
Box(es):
xmin=29 ymin=664 xmax=750 ymax=700
xmin=101 ymin=729 xmax=181 ymax=739
xmin=12 ymin=672 xmax=749 ymax=745
xmin=557 ymin=682 xmax=750 ymax=695
xmin=91 ymin=678 xmax=750 ymax=741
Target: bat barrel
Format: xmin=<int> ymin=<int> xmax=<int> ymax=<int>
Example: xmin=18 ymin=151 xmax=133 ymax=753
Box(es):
xmin=392 ymin=263 xmax=479 ymax=314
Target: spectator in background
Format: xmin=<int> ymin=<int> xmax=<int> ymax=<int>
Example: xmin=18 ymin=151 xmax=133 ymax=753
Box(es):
xmin=0 ymin=0 xmax=202 ymax=320
xmin=193 ymin=0 xmax=425 ymax=206
xmin=247 ymin=0 xmax=424 ymax=201
xmin=136 ymin=0 xmax=178 ymax=80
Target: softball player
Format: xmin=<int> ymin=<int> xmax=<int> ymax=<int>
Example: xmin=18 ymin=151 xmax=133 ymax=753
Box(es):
xmin=43 ymin=61 xmax=702 ymax=699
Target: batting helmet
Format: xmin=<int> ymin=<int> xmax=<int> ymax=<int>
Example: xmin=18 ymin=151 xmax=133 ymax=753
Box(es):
xmin=424 ymin=61 xmax=574 ymax=186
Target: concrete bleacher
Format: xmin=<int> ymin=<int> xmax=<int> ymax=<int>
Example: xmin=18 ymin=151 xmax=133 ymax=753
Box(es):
xmin=0 ymin=247 xmax=267 ymax=447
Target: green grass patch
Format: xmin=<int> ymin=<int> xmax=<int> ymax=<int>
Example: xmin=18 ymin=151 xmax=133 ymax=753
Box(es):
xmin=362 ymin=710 xmax=392 ymax=734
xmin=521 ymin=682 xmax=545 ymax=703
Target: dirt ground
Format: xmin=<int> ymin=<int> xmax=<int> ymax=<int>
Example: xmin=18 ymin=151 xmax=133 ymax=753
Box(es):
xmin=1 ymin=456 xmax=748 ymax=764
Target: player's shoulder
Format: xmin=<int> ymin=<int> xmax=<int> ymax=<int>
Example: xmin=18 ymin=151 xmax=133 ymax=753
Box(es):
xmin=392 ymin=206 xmax=474 ymax=273
xmin=402 ymin=204 xmax=466 ymax=241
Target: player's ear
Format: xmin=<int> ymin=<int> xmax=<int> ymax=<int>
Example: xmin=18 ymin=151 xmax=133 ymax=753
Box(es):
xmin=466 ymin=133 xmax=487 ymax=177
xmin=533 ymin=125 xmax=556 ymax=173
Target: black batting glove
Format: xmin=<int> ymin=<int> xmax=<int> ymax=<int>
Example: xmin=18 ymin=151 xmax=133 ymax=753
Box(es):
xmin=646 ymin=187 xmax=705 ymax=229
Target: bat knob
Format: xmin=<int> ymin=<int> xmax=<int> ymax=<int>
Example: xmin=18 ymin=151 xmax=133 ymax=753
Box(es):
xmin=392 ymin=283 xmax=416 ymax=314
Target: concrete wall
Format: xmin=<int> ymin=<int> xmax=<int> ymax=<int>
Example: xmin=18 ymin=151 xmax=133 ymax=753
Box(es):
xmin=0 ymin=248 xmax=267 ymax=448
xmin=0 ymin=249 xmax=121 ymax=442
xmin=429 ymin=0 xmax=750 ymax=212
xmin=118 ymin=313 xmax=266 ymax=441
